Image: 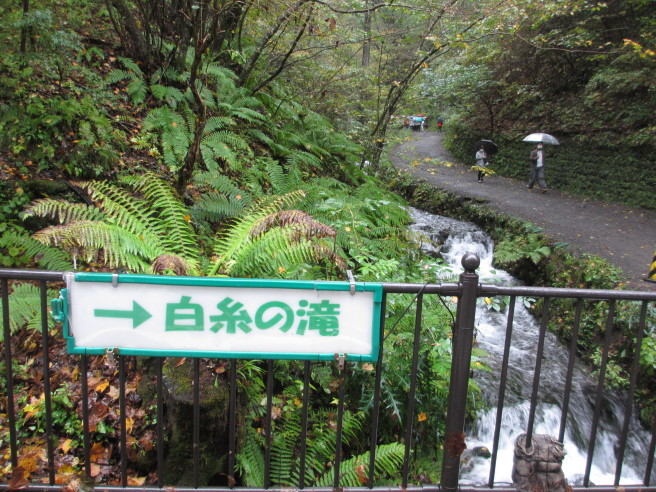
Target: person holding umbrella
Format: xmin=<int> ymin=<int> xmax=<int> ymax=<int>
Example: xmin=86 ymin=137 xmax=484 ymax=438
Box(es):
xmin=527 ymin=143 xmax=548 ymax=192
xmin=523 ymin=133 xmax=559 ymax=193
xmin=476 ymin=144 xmax=488 ymax=183
xmin=475 ymin=139 xmax=498 ymax=182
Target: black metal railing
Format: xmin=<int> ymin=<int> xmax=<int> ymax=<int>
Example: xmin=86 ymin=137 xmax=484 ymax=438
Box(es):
xmin=1 ymin=254 xmax=655 ymax=491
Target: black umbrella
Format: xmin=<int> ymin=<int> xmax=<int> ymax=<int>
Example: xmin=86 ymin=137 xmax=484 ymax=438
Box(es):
xmin=476 ymin=139 xmax=499 ymax=155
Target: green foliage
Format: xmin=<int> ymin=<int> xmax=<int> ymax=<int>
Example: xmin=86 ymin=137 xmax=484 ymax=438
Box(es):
xmin=0 ymin=229 xmax=74 ymax=270
xmin=209 ymin=191 xmax=346 ymax=278
xmin=17 ymin=384 xmax=83 ymax=445
xmin=640 ymin=333 xmax=656 ymax=378
xmin=106 ymin=57 xmax=149 ymax=104
xmin=0 ymin=183 xmax=31 ymax=230
xmin=589 ymin=347 xmax=629 ymax=390
xmin=548 ymin=252 xmax=625 ymax=290
xmin=190 ymin=171 xmax=255 ymax=223
xmin=117 ymin=56 xmax=265 ymax=181
xmin=254 ymin=92 xmax=364 ymax=181
xmin=24 ymin=173 xmax=200 ymax=274
xmin=120 ymin=173 xmax=200 ymax=264
xmin=237 ymin=407 xmax=404 ymax=488
xmin=139 ymin=92 xmax=255 ymax=174
xmin=494 ymin=232 xmax=551 ymax=266
xmin=0 ymin=94 xmax=121 ymax=177
xmin=0 ymin=6 xmax=124 ymax=178
xmin=315 ymin=442 xmax=406 ymax=487
xmin=300 ymin=180 xmax=412 ymax=279
xmin=349 ymin=292 xmax=473 ymax=453
xmin=0 ymin=283 xmax=58 ymax=342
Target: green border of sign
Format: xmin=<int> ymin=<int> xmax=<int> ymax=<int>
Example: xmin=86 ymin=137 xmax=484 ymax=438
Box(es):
xmin=53 ymin=272 xmax=383 ymax=362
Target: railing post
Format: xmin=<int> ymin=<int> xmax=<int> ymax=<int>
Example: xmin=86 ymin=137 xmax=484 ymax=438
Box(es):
xmin=440 ymin=253 xmax=480 ymax=491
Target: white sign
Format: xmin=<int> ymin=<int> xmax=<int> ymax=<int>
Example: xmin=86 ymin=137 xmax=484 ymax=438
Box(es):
xmin=55 ymin=272 xmax=382 ymax=361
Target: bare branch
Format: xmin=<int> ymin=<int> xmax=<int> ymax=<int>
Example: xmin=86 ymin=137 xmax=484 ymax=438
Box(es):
xmin=239 ymin=0 xmax=311 ymax=85
xmin=310 ymin=0 xmax=429 ymax=15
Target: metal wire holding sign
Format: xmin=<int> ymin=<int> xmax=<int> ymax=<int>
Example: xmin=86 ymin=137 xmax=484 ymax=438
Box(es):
xmin=382 ymin=283 xmax=456 ymax=343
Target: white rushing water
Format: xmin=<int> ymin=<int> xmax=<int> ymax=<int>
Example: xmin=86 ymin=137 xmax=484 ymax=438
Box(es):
xmin=408 ymin=207 xmax=655 ymax=487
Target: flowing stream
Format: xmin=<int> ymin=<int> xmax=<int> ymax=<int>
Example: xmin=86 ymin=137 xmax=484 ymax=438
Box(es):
xmin=408 ymin=207 xmax=655 ymax=487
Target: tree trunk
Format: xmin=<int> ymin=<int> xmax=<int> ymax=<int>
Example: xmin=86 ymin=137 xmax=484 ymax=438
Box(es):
xmin=19 ymin=0 xmax=29 ymax=54
xmin=362 ymin=0 xmax=371 ymax=67
xmin=176 ymin=43 xmax=207 ymax=195
xmin=106 ymin=0 xmax=151 ymax=69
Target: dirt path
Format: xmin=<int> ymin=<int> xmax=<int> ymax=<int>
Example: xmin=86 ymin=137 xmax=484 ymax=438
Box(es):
xmin=390 ymin=131 xmax=656 ymax=291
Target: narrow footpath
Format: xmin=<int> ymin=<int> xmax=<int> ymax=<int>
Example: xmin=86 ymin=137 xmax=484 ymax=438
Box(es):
xmin=390 ymin=131 xmax=656 ymax=291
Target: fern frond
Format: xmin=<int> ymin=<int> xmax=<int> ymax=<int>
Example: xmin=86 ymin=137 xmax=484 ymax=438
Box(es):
xmin=205 ymin=130 xmax=251 ymax=152
xmin=228 ymin=106 xmax=266 ymax=124
xmin=274 ymin=129 xmax=304 ymax=151
xmin=105 ymin=69 xmax=134 ymax=86
xmin=236 ymin=429 xmax=265 ymax=486
xmin=150 ymin=84 xmax=185 ymax=106
xmin=245 ymin=128 xmax=275 ymax=147
xmin=209 ymin=191 xmax=306 ymax=276
xmin=205 ymin=63 xmax=238 ymax=85
xmin=200 ymin=138 xmax=238 ymax=171
xmin=204 ymin=116 xmax=234 ymax=133
xmin=33 ymin=221 xmax=157 ymax=272
xmin=0 ymin=283 xmax=57 ymax=342
xmin=249 ymin=210 xmax=335 ymax=240
xmin=261 ymin=159 xmax=304 ymax=195
xmin=120 ymin=173 xmax=200 ymax=265
xmin=288 ymin=409 xmax=363 ymax=486
xmin=150 ymin=254 xmax=197 ymax=276
xmin=23 ymin=199 xmax=106 ymax=224
xmin=315 ymin=442 xmax=405 ymax=487
xmin=191 ymin=192 xmax=248 ymax=223
xmin=0 ymin=230 xmax=74 ymax=270
xmin=220 ymin=221 xmax=344 ymax=277
xmin=77 ymin=180 xmax=161 ymax=241
xmin=126 ymin=78 xmax=148 ymax=104
xmin=286 ymin=150 xmax=324 ymax=171
xmin=193 ymin=172 xmax=252 ymax=203
xmin=200 ymin=130 xmax=251 ymax=171
xmin=162 ymin=129 xmax=192 ymax=167
xmin=142 ymin=106 xmax=187 ymax=132
xmin=117 ymin=56 xmax=143 ymax=76
xmin=191 ymin=172 xmax=253 ymax=223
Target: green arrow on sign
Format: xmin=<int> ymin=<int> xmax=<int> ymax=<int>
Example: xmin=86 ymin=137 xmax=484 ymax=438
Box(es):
xmin=94 ymin=301 xmax=152 ymax=329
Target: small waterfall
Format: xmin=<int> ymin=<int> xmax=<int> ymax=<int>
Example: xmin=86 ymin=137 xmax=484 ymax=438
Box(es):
xmin=408 ymin=207 xmax=655 ymax=487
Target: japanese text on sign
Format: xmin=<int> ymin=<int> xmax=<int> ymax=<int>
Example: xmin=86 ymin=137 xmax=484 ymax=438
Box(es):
xmin=166 ymin=296 xmax=340 ymax=336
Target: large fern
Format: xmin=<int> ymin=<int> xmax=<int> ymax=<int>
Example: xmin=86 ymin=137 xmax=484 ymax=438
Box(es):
xmin=237 ymin=407 xmax=403 ymax=488
xmin=24 ymin=175 xmax=200 ymax=274
xmin=191 ymin=171 xmax=254 ymax=223
xmin=0 ymin=283 xmax=57 ymax=342
xmin=32 ymin=220 xmax=159 ymax=272
xmin=105 ymin=57 xmax=148 ymax=104
xmin=301 ymin=181 xmax=412 ymax=261
xmin=209 ymin=191 xmax=346 ymax=277
xmin=120 ymin=172 xmax=200 ymax=264
xmin=142 ymin=103 xmax=253 ymax=173
xmin=0 ymin=230 xmax=74 ymax=270
xmin=314 ymin=442 xmax=406 ymax=487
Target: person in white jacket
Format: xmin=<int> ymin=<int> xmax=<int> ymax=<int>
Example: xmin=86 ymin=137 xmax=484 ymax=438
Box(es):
xmin=475 ymin=145 xmax=487 ymax=183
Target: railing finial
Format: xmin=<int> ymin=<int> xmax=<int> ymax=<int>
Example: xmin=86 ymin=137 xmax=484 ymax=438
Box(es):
xmin=461 ymin=252 xmax=480 ymax=273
